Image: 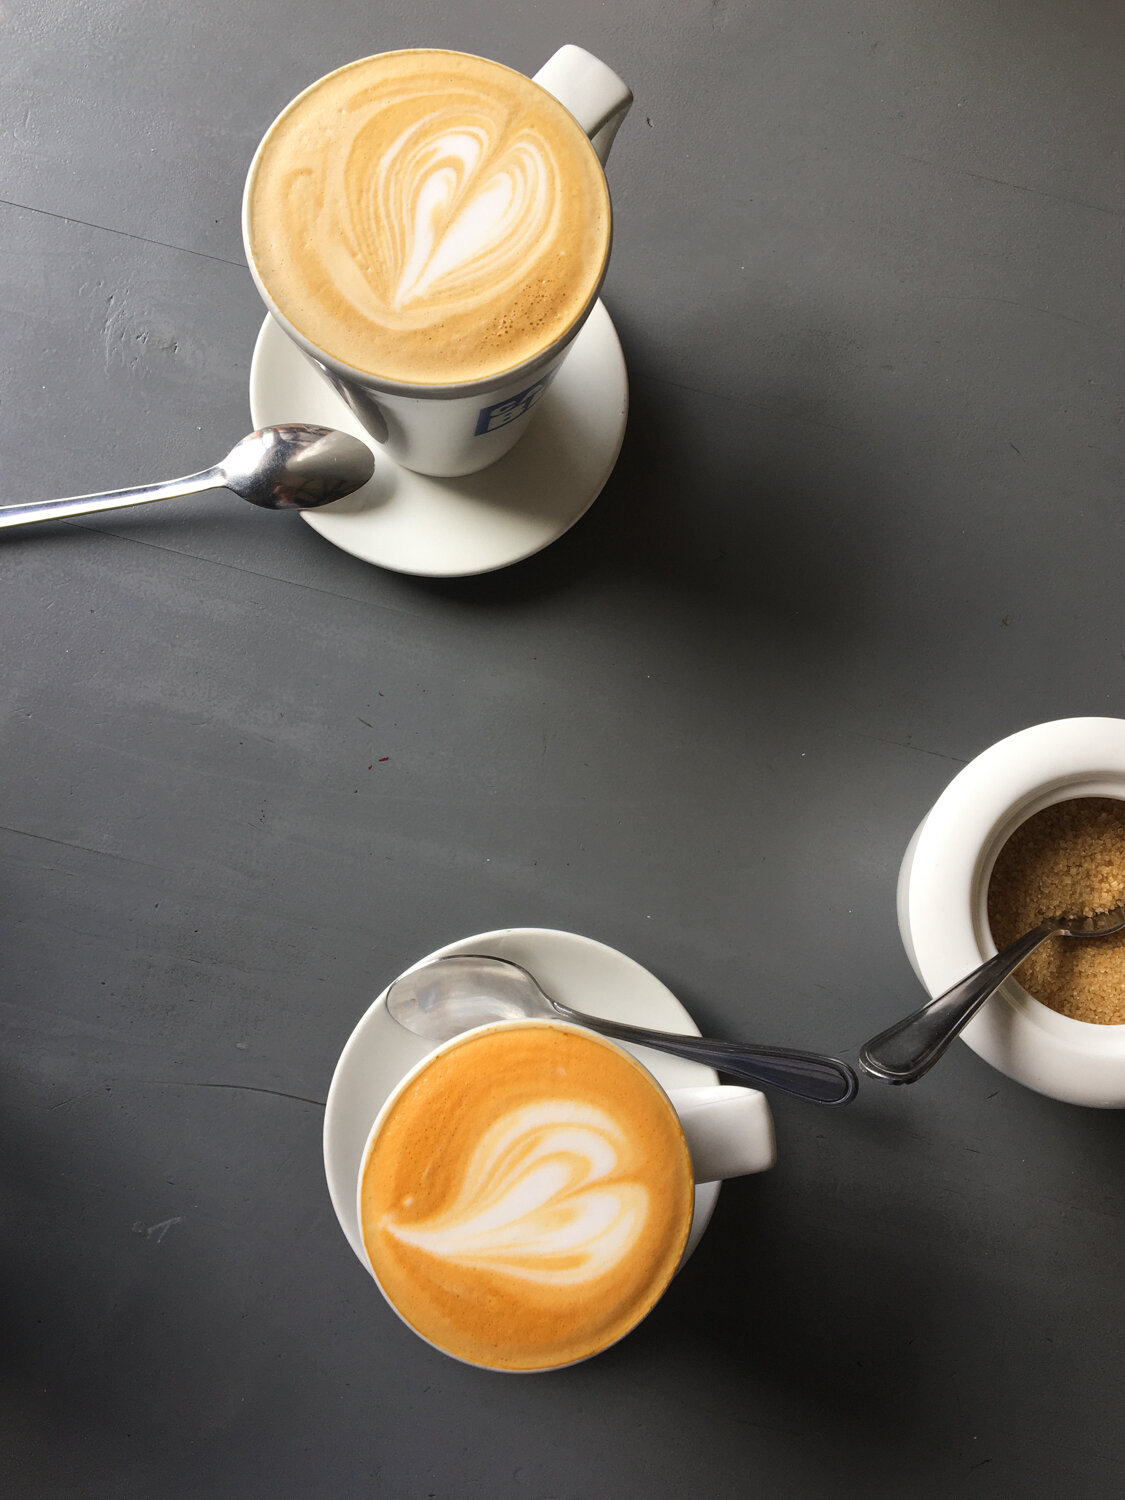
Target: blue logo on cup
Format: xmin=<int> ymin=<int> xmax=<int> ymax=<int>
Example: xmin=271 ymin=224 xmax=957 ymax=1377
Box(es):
xmin=474 ymin=371 xmax=557 ymax=436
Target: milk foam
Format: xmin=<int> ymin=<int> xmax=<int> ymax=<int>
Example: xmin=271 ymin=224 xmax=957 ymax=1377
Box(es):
xmin=381 ymin=121 xmax=555 ymax=315
xmin=246 ymin=51 xmax=611 ymax=384
xmin=382 ymin=1100 xmax=648 ymax=1284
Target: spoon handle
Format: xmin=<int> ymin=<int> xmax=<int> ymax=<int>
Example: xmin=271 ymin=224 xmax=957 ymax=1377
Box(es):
xmin=0 ymin=466 xmax=223 ymax=528
xmin=858 ymin=919 xmax=1060 ymax=1085
xmin=548 ymin=1001 xmax=858 ymax=1106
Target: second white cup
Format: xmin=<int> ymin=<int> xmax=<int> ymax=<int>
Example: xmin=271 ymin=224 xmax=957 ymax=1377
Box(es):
xmin=243 ymin=45 xmax=632 ymax=476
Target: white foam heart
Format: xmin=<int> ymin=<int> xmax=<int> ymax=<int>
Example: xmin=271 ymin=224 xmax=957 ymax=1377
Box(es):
xmin=357 ymin=114 xmax=560 ymax=323
xmin=382 ymin=1100 xmax=650 ymax=1285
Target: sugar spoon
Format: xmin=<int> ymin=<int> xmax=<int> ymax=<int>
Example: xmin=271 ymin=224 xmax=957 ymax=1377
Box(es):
xmin=859 ymin=902 xmax=1125 ymax=1085
xmin=385 ymin=954 xmax=859 ymax=1106
xmin=0 ymin=424 xmax=374 ymax=529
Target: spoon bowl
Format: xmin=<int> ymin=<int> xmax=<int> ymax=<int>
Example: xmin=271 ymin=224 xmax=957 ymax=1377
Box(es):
xmin=387 ymin=954 xmax=859 ymax=1106
xmin=388 ymin=954 xmax=548 ymax=1040
xmin=219 ymin=424 xmax=374 ymax=509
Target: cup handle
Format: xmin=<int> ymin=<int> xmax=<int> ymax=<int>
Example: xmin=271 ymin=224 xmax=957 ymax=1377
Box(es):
xmin=668 ymin=1086 xmax=776 ymax=1183
xmin=533 ymin=45 xmax=633 ymax=165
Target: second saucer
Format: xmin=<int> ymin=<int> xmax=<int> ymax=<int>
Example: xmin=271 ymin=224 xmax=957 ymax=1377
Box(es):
xmin=248 ymin=302 xmax=628 ymax=578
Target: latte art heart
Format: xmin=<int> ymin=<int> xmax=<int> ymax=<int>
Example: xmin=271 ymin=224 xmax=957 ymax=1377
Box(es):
xmin=382 ymin=1101 xmax=649 ymax=1284
xmin=357 ymin=119 xmax=559 ymax=318
xmin=246 ymin=51 xmax=611 ymax=385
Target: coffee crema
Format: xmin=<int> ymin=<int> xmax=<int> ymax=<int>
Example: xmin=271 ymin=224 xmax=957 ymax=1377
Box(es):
xmin=360 ymin=1023 xmax=693 ymax=1371
xmin=246 ymin=51 xmax=611 ymax=386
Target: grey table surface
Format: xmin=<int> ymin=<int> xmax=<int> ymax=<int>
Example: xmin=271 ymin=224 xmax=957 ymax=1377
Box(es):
xmin=2 ymin=1 xmax=1122 ymax=1496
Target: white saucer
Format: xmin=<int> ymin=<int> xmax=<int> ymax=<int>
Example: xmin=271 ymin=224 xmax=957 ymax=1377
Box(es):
xmin=323 ymin=928 xmax=722 ymax=1275
xmin=248 ymin=303 xmax=628 ymax=577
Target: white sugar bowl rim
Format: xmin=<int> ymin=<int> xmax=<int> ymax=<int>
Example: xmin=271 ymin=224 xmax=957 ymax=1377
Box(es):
xmin=899 ymin=716 xmax=1125 ymax=1108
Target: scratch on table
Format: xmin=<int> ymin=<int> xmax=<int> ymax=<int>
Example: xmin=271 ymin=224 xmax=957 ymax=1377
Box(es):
xmin=164 ymin=1080 xmax=326 ymax=1108
xmin=854 ymin=734 xmax=969 ymax=764
xmin=131 ymin=1216 xmax=185 ymax=1244
xmin=48 ymin=1089 xmax=102 ymax=1112
xmin=0 ymin=194 xmax=248 ymax=267
xmin=926 ymin=292 xmax=1101 ymax=335
xmin=880 ymin=151 xmax=1121 ymax=222
xmin=0 ymin=822 xmax=165 ymax=867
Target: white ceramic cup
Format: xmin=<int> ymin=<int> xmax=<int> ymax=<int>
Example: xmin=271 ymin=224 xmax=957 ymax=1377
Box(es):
xmin=356 ymin=1018 xmax=775 ymax=1369
xmin=898 ymin=717 xmax=1125 ymax=1108
xmin=242 ymin=46 xmax=631 ymax=478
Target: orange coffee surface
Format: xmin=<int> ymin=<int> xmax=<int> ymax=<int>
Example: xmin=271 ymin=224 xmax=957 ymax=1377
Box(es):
xmin=361 ymin=1024 xmax=693 ymax=1371
xmin=246 ymin=50 xmax=611 ymax=385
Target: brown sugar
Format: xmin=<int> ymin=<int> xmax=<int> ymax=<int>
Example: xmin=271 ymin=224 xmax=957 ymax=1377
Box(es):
xmin=987 ymin=796 xmax=1125 ymax=1025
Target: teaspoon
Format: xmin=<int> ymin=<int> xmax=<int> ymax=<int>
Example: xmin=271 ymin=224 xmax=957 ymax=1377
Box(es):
xmin=859 ymin=902 xmax=1125 ymax=1085
xmin=0 ymin=424 xmax=374 ymax=529
xmin=385 ymin=954 xmax=859 ymax=1106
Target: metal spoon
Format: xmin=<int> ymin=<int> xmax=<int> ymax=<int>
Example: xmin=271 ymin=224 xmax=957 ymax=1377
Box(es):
xmin=860 ymin=903 xmax=1125 ymax=1085
xmin=0 ymin=424 xmax=374 ymax=529
xmin=385 ymin=954 xmax=859 ymax=1106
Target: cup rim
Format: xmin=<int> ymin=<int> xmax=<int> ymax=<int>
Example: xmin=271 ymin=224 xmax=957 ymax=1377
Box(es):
xmin=354 ymin=1016 xmax=695 ymax=1373
xmin=241 ymin=48 xmax=614 ymax=400
xmin=902 ymin=716 xmax=1125 ymax=1107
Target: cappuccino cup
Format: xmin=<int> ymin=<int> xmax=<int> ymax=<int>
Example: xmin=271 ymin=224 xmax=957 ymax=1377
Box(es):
xmin=357 ymin=1019 xmax=775 ymax=1372
xmin=243 ymin=46 xmax=631 ymax=477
